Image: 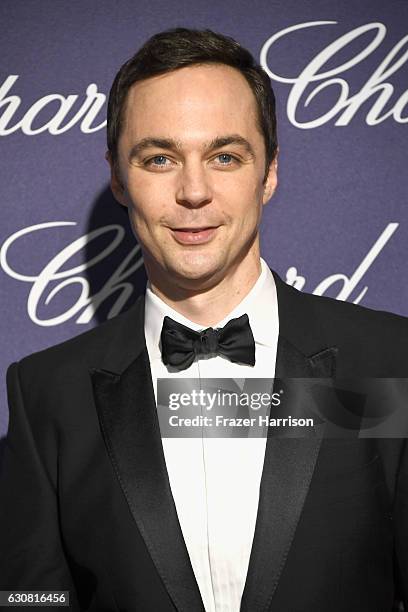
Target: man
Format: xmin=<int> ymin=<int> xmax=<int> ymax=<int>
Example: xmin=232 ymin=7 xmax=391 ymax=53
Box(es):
xmin=0 ymin=28 xmax=407 ymax=612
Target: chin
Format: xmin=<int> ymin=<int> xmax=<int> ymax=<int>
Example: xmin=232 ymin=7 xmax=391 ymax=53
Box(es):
xmin=167 ymin=260 xmax=220 ymax=283
xmin=173 ymin=266 xmax=215 ymax=281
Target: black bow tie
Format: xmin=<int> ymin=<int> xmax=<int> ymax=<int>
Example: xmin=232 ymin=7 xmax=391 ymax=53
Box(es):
xmin=160 ymin=313 xmax=255 ymax=371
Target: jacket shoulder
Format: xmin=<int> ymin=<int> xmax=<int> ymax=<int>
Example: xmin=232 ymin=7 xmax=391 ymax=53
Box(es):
xmin=302 ymin=288 xmax=408 ymax=335
xmin=300 ymin=289 xmax=408 ymax=375
xmin=15 ymin=295 xmax=144 ymax=379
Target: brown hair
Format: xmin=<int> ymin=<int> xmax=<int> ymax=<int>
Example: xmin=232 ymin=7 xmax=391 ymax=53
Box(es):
xmin=107 ymin=27 xmax=278 ymax=181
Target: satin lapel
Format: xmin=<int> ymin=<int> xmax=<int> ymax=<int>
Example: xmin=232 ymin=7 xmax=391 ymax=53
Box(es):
xmin=90 ymin=332 xmax=204 ymax=611
xmin=241 ymin=273 xmax=337 ymax=612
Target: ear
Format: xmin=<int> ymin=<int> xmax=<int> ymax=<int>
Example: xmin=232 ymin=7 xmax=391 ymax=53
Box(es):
xmin=262 ymin=149 xmax=278 ymax=205
xmin=105 ymin=151 xmax=128 ymax=208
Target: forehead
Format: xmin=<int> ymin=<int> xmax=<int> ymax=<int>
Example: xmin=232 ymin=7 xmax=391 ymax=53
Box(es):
xmin=121 ymin=64 xmax=260 ymax=144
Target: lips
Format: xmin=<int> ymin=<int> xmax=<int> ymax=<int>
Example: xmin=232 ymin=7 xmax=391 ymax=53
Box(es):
xmin=173 ymin=227 xmax=215 ymax=231
xmin=170 ymin=226 xmax=219 ymax=245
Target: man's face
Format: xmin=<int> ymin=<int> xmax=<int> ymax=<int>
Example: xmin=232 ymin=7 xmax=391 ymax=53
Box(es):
xmin=109 ymin=63 xmax=277 ymax=290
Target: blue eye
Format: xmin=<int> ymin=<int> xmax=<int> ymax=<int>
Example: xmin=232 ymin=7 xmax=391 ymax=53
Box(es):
xmin=218 ymin=154 xmax=233 ymax=164
xmin=151 ymin=155 xmax=168 ymax=165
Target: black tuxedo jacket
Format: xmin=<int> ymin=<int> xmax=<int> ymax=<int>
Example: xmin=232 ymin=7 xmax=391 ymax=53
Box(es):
xmin=1 ymin=269 xmax=407 ymax=611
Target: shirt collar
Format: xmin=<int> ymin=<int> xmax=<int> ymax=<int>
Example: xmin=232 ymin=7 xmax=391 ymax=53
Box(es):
xmin=144 ymin=257 xmax=278 ymax=361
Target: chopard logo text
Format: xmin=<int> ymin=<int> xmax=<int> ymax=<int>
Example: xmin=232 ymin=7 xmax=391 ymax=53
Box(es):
xmin=0 ymin=21 xmax=407 ymax=134
xmin=0 ymin=222 xmax=399 ymax=327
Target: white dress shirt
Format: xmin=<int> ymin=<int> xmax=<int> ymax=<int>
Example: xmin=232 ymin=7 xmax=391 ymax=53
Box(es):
xmin=144 ymin=257 xmax=279 ymax=612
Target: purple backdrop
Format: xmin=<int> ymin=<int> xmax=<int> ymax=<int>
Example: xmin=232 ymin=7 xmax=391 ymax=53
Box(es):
xmin=1 ymin=0 xmax=407 ymax=438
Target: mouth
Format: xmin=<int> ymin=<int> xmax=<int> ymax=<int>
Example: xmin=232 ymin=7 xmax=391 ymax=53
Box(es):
xmin=169 ymin=226 xmax=220 ymax=245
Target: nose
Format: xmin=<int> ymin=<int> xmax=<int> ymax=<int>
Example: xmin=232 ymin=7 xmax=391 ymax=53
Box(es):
xmin=175 ymin=159 xmax=213 ymax=208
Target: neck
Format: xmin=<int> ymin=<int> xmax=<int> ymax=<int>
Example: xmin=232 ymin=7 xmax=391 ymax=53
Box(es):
xmin=146 ymin=250 xmax=262 ymax=327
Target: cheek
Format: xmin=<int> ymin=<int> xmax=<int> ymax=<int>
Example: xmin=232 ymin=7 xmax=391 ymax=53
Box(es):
xmin=216 ymin=178 xmax=261 ymax=218
xmin=126 ymin=169 xmax=167 ymax=202
xmin=215 ymin=169 xmax=261 ymax=198
xmin=126 ymin=184 xmax=166 ymax=227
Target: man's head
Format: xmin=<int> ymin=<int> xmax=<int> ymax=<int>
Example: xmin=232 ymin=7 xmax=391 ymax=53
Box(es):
xmin=106 ymin=28 xmax=279 ymax=294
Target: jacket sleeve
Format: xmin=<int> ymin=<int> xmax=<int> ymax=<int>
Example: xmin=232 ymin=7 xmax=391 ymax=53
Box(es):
xmin=395 ymin=437 xmax=408 ymax=608
xmin=0 ymin=361 xmax=80 ymax=610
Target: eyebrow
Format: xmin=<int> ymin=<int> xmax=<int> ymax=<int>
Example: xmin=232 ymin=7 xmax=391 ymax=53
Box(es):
xmin=128 ymin=134 xmax=256 ymax=160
